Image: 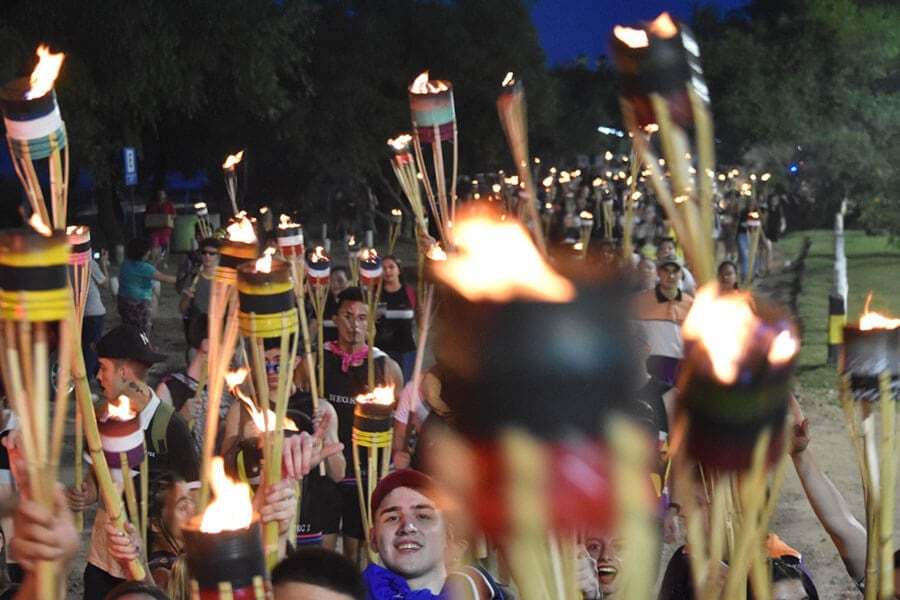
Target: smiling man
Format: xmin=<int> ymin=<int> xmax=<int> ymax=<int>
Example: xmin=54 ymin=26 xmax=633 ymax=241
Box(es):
xmin=365 ymin=469 xmax=451 ymax=599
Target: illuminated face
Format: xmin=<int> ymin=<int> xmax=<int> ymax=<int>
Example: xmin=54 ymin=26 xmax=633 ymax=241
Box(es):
xmin=330 ymin=270 xmax=349 ymax=295
xmin=263 ymin=347 xmax=298 ymax=392
xmin=370 ymin=487 xmax=447 ymax=588
xmin=162 ymin=481 xmax=194 ymax=544
xmin=96 ymin=358 xmax=125 ymax=402
xmin=657 ymin=240 xmax=676 ymax=257
xmin=199 ymin=245 xmax=219 ymax=268
xmin=717 ymin=264 xmax=737 ymax=290
xmin=771 ymin=578 xmax=808 ymax=600
xmin=586 ymin=533 xmax=623 ymax=596
xmin=336 ymin=301 xmax=368 ymax=348
xmin=383 ymin=259 xmax=400 ymax=284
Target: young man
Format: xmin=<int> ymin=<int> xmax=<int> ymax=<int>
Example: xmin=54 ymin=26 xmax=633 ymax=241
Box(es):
xmin=66 ymin=324 xmax=200 ymax=600
xmin=272 ymin=547 xmax=366 ymax=600
xmin=632 ymin=253 xmax=694 ymax=386
xmin=321 ymin=287 xmax=403 ymax=566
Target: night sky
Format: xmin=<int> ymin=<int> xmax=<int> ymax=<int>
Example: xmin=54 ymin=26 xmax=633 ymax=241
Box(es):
xmin=531 ymin=0 xmax=748 ymax=66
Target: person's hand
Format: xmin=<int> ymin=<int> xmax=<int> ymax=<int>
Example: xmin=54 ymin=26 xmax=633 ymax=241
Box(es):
xmin=282 ymin=410 xmax=343 ymax=480
xmin=104 ymin=520 xmax=142 ymax=565
xmin=417 ymin=226 xmax=437 ymax=255
xmin=100 ymin=249 xmax=110 ymax=269
xmin=11 ymin=482 xmax=80 ymax=572
xmin=255 ymin=479 xmax=296 ymax=535
xmin=789 ymin=394 xmax=810 ymax=455
xmin=574 ymin=543 xmax=601 ymax=599
xmin=65 ymin=479 xmax=97 ymax=512
xmin=187 ymin=396 xmax=203 ymax=422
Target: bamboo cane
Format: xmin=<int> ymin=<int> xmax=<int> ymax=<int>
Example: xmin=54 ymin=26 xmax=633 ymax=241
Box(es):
xmin=878 ymin=371 xmax=896 ymax=600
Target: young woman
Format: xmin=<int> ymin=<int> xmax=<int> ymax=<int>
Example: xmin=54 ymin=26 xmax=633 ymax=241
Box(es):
xmin=374 ymin=256 xmax=417 ymax=382
xmin=117 ymin=237 xmax=176 ymax=334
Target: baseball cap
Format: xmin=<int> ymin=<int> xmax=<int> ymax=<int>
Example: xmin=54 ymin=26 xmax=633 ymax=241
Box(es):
xmin=370 ymin=469 xmax=446 ymax=515
xmin=96 ymin=324 xmax=167 ymax=364
xmin=656 ymin=253 xmax=682 ymax=270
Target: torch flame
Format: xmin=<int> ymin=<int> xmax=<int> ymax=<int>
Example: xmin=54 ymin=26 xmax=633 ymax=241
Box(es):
xmin=357 ymin=385 xmax=395 ymax=406
xmin=391 ymin=208 xmax=402 ymax=217
xmin=279 ymin=214 xmax=292 ymax=228
xmin=426 ymin=243 xmax=447 ymax=261
xmin=541 ymin=176 xmax=554 ymax=188
xmin=226 ymin=214 xmax=257 ymax=244
xmin=579 ymin=211 xmax=594 ymax=221
xmin=222 ymin=151 xmax=245 ymax=170
xmin=225 ymin=368 xmax=299 ymax=433
xmin=255 ymin=248 xmax=275 ymax=273
xmin=387 ymin=134 xmax=413 ymax=152
xmin=28 ymin=214 xmax=53 ymax=237
xmin=108 ymin=395 xmax=137 ymax=421
xmin=859 ymin=292 xmax=900 ymax=330
xmin=683 ymin=285 xmax=798 ymax=384
xmin=501 ymin=71 xmax=515 ymax=87
xmin=613 ymin=26 xmax=649 ymax=49
xmin=410 ymin=71 xmax=449 ymax=94
xmin=311 ymin=246 xmax=328 ymax=263
xmin=194 ymin=202 xmax=207 ymax=212
xmin=360 ymin=248 xmax=379 ymax=262
xmin=26 ymin=45 xmax=65 ymax=100
xmin=200 ymin=457 xmax=254 ymax=533
xmin=433 ymin=213 xmax=575 ymax=303
xmin=649 ymin=12 xmax=678 ymax=38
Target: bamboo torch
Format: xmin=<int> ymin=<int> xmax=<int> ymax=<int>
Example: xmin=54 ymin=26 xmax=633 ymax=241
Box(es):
xmin=306 ymin=247 xmax=331 ymax=400
xmin=840 ymin=297 xmax=899 ymax=600
xmin=0 ymin=46 xmax=68 ymax=230
xmin=408 ymin=72 xmax=458 ymax=250
xmin=183 ymin=457 xmax=270 ymax=599
xmin=67 ymin=225 xmax=91 ymax=532
xmin=578 ymin=211 xmax=594 ymax=258
xmin=359 ymin=249 xmax=383 ymax=390
xmin=347 ymin=235 xmax=361 ymax=287
xmin=497 ymin=72 xmax=547 ymax=255
xmin=610 ymin=13 xmax=716 ymax=285
xmin=0 ymin=227 xmax=75 ymax=598
xmin=387 ymin=134 xmax=428 ymax=308
xmin=199 ymin=214 xmax=257 ymax=510
xmin=222 ymin=151 xmax=245 ymax=217
xmin=194 ymin=202 xmax=215 ymax=239
xmin=387 ymin=208 xmax=403 ymax=255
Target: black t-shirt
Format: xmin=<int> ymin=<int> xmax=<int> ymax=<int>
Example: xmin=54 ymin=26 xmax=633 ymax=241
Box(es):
xmin=375 ymin=286 xmax=416 ymax=354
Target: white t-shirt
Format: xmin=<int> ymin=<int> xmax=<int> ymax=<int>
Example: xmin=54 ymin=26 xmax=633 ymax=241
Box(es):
xmin=84 ymin=261 xmax=107 ymax=317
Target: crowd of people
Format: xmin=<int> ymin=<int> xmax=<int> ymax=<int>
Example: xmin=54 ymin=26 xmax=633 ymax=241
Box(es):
xmin=0 ymin=176 xmax=892 ymax=600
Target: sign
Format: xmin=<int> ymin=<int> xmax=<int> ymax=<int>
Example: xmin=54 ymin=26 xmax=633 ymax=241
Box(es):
xmin=123 ymin=147 xmax=137 ymax=186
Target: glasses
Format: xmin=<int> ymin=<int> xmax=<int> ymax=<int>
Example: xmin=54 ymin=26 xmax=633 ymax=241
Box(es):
xmin=201 ymin=250 xmax=218 ymax=256
xmin=265 ymin=362 xmax=279 ymax=374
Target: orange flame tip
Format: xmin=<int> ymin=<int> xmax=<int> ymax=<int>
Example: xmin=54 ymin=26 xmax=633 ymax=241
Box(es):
xmin=859 ymin=292 xmax=900 ymax=330
xmin=410 ymin=71 xmax=449 ymax=94
xmin=26 ymin=45 xmax=65 ymax=100
xmin=200 ymin=457 xmax=254 ymax=533
xmin=28 ymin=214 xmax=53 ymax=237
xmin=222 ymin=151 xmax=245 ymax=170
xmin=226 ymin=215 xmax=257 ymax=244
xmin=108 ymin=395 xmax=137 ymax=421
xmin=357 ymin=385 xmax=395 ymax=406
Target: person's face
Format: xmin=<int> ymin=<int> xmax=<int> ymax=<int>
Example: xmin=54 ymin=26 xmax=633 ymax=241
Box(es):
xmin=771 ymin=578 xmax=808 ymax=600
xmin=658 ymin=241 xmax=676 ymax=256
xmin=200 ymin=245 xmax=219 ymax=268
xmin=717 ymin=264 xmax=737 ymax=290
xmin=657 ymin=265 xmax=682 ymax=292
xmin=274 ymin=582 xmax=354 ymax=600
xmin=370 ymin=487 xmax=448 ymax=585
xmin=330 ymin=271 xmax=349 ymax=295
xmin=586 ymin=533 xmax=623 ymax=596
xmin=264 ymin=347 xmax=298 ymax=392
xmin=162 ymin=481 xmax=194 ymax=544
xmin=383 ymin=259 xmax=400 ymax=284
xmin=336 ymin=301 xmax=368 ymax=347
xmin=638 ymin=260 xmax=656 ymax=283
xmin=97 ymin=358 xmax=125 ymax=402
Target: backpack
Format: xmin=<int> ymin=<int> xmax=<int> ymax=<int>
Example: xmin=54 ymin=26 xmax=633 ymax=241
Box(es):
xmin=149 ymin=401 xmax=175 ymax=456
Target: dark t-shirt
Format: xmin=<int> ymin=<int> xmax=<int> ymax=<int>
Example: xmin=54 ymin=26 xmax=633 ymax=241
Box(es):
xmin=375 ymin=286 xmax=416 ymax=354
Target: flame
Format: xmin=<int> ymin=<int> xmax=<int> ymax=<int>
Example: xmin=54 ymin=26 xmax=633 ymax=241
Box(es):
xmin=579 ymin=211 xmax=594 ymax=221
xmin=613 ymin=25 xmax=649 ymax=48
xmin=434 ymin=213 xmax=575 ymax=303
xmin=222 ymin=151 xmax=245 ymax=170
xmin=200 ymin=457 xmax=254 ymax=533
xmin=859 ymin=292 xmax=900 ymax=330
xmin=426 ymin=243 xmax=447 ymax=261
xmin=761 ymin=173 xmax=772 ymax=182
xmin=310 ymin=246 xmax=328 ymax=263
xmin=255 ymin=248 xmax=275 ymax=273
xmin=391 ymin=208 xmax=402 ymax=217
xmin=225 ymin=368 xmax=299 ymax=433
xmin=66 ymin=225 xmax=87 ymax=236
xmin=194 ymin=202 xmax=207 ymax=212
xmin=748 ymin=211 xmax=760 ymax=219
xmin=347 ymin=234 xmax=357 ymax=248
xmin=26 ymin=45 xmax=65 ymax=100
xmin=360 ymin=248 xmax=379 ymax=262
xmin=28 ymin=213 xmax=52 ymax=237
xmin=501 ymin=71 xmax=515 ymax=87
xmin=108 ymin=395 xmax=137 ymax=421
xmin=226 ymin=215 xmax=257 ymax=244
xmin=387 ymin=134 xmax=412 ymax=152
xmin=410 ymin=71 xmax=449 ymax=94
xmin=648 ymin=12 xmax=678 ymax=38
xmin=541 ymin=176 xmax=554 ymax=188
xmin=643 ymin=123 xmax=660 ymax=134
xmin=683 ymin=286 xmax=798 ymax=384
xmin=357 ymin=385 xmax=395 ymax=406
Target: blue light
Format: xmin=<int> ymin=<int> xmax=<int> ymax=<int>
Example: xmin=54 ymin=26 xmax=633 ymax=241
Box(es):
xmin=788 ymin=163 xmax=799 ymax=174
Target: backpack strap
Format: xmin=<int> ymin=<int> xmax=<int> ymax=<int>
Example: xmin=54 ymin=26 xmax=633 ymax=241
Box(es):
xmin=150 ymin=401 xmax=175 ymax=456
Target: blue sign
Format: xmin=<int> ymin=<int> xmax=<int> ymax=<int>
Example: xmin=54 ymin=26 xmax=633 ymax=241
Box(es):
xmin=123 ymin=147 xmax=137 ymax=186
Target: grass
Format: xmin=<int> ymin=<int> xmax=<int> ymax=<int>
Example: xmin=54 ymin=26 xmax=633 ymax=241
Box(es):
xmin=776 ymin=229 xmax=900 ymax=391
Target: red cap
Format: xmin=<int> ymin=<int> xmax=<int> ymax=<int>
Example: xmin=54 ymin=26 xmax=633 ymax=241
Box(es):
xmin=370 ymin=469 xmax=445 ymax=515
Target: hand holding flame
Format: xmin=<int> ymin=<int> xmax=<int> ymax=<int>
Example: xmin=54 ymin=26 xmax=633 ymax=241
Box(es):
xmin=282 ymin=409 xmax=343 ymax=480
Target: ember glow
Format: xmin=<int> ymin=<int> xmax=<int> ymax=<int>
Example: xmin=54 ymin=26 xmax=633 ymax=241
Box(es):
xmin=433 ymin=214 xmax=575 ymax=303
xmin=28 ymin=214 xmax=52 ymax=237
xmin=108 ymin=395 xmax=137 ymax=421
xmin=222 ymin=151 xmax=245 ymax=170
xmin=357 ymin=385 xmax=395 ymax=407
xmin=26 ymin=45 xmax=65 ymax=100
xmin=410 ymin=71 xmax=449 ymax=94
xmin=682 ymin=286 xmax=798 ymax=384
xmin=226 ymin=214 xmax=257 ymax=244
xmin=859 ymin=292 xmax=900 ymax=331
xmin=200 ymin=457 xmax=254 ymax=533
